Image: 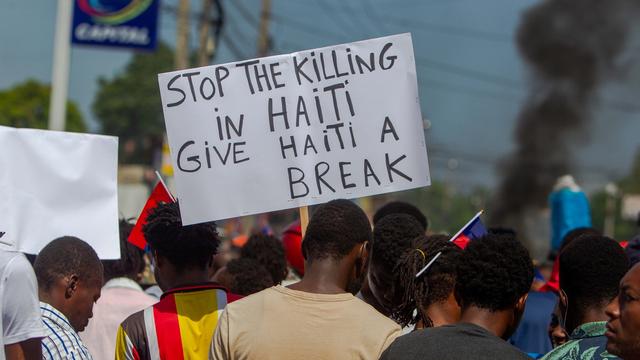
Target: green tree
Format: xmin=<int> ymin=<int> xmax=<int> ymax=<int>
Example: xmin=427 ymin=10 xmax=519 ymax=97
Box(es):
xmin=590 ymin=148 xmax=640 ymax=240
xmin=377 ymin=181 xmax=489 ymax=234
xmin=93 ymin=42 xmax=174 ymax=164
xmin=0 ymin=80 xmax=86 ymax=132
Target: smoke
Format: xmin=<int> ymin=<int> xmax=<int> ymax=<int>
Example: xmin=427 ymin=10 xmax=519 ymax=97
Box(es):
xmin=490 ymin=0 xmax=637 ymax=228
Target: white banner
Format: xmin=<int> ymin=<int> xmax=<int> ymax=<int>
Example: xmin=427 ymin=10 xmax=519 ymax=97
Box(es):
xmin=158 ymin=33 xmax=430 ymax=225
xmin=0 ymin=126 xmax=120 ymax=259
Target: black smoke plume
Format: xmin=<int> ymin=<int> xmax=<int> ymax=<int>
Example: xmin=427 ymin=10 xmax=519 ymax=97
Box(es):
xmin=490 ymin=0 xmax=635 ymax=229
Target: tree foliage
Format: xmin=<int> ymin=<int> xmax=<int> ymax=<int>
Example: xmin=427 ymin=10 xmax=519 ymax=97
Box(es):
xmin=388 ymin=181 xmax=489 ymax=234
xmin=591 ymin=148 xmax=640 ymax=240
xmin=0 ymin=80 xmax=86 ymax=132
xmin=93 ymin=42 xmax=174 ymax=164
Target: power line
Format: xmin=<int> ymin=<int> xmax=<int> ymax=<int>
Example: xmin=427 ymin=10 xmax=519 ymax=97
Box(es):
xmin=386 ymin=17 xmax=513 ymax=43
xmin=316 ymin=0 xmax=361 ymax=37
xmin=342 ymin=1 xmax=379 ymax=36
xmin=417 ymin=57 xmax=522 ymax=89
xmin=226 ymin=0 xmax=259 ymax=28
xmin=270 ymin=13 xmax=344 ymax=42
xmin=418 ymin=75 xmax=524 ymax=104
xmin=362 ymin=0 xmax=390 ymax=34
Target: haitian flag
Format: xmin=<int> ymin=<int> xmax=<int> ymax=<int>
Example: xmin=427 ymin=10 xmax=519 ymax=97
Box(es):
xmin=451 ymin=211 xmax=487 ymax=249
xmin=416 ymin=210 xmax=487 ymax=278
xmin=128 ymin=177 xmax=174 ymax=250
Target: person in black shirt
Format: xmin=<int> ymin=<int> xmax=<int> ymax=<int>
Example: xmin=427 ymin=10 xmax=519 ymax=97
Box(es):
xmin=381 ymin=233 xmax=533 ymax=360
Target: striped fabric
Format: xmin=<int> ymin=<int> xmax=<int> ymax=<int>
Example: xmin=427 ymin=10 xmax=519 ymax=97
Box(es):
xmin=116 ymin=283 xmax=235 ymax=360
xmin=40 ymin=302 xmax=93 ymax=360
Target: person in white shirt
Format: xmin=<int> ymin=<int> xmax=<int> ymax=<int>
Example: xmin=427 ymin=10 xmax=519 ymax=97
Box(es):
xmin=34 ymin=236 xmax=103 ymax=360
xmin=0 ymin=243 xmax=46 ymax=359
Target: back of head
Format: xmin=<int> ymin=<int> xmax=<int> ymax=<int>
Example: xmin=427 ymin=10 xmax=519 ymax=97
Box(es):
xmin=241 ymin=233 xmax=288 ymax=284
xmin=302 ymin=199 xmax=371 ymax=262
xmin=225 ymin=258 xmax=274 ymax=296
xmin=559 ymin=235 xmax=629 ymax=311
xmin=373 ymin=201 xmax=428 ymax=231
xmin=393 ymin=234 xmax=463 ymax=327
xmin=456 ymin=233 xmax=533 ymax=311
xmin=34 ymin=236 xmax=103 ymax=292
xmin=372 ymin=214 xmax=425 ymax=274
xmin=143 ymin=201 xmax=220 ymax=272
xmin=560 ymin=227 xmax=601 ymax=253
xmin=103 ymin=219 xmax=146 ymax=282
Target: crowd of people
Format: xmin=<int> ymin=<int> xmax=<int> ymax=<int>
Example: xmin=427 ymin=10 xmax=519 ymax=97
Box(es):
xmin=2 ymin=198 xmax=640 ymax=359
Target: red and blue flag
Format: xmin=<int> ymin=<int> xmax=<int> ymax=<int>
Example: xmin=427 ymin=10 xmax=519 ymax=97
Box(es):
xmin=451 ymin=211 xmax=487 ymax=249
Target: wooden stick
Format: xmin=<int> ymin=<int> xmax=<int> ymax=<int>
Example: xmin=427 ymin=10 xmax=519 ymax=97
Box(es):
xmin=299 ymin=206 xmax=309 ymax=237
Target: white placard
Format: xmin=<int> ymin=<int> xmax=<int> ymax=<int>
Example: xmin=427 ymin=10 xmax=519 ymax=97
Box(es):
xmin=158 ymin=33 xmax=430 ymax=225
xmin=0 ymin=126 xmax=120 ymax=259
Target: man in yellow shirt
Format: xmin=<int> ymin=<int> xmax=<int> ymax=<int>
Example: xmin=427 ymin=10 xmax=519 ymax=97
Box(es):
xmin=210 ymin=199 xmax=401 ymax=360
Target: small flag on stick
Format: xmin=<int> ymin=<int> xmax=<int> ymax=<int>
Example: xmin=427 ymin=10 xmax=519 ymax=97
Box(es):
xmin=127 ymin=172 xmax=175 ymax=250
xmin=416 ymin=210 xmax=487 ymax=278
xmin=450 ymin=210 xmax=487 ymax=249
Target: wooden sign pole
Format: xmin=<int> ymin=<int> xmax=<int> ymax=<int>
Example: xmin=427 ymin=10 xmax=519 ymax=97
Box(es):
xmin=299 ymin=206 xmax=309 ymax=237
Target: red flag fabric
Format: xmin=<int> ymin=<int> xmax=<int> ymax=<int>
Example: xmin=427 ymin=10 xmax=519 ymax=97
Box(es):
xmin=128 ymin=181 xmax=173 ymax=250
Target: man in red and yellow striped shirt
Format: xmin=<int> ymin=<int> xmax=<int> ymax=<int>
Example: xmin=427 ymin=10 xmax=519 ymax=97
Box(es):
xmin=115 ymin=202 xmax=240 ymax=360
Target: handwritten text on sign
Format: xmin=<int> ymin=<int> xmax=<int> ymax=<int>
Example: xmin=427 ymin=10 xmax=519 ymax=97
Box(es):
xmin=158 ymin=33 xmax=430 ymax=225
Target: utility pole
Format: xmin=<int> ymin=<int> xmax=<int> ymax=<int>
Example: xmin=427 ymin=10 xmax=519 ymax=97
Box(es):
xmin=48 ymin=0 xmax=73 ymax=131
xmin=197 ymin=0 xmax=213 ymax=66
xmin=257 ymin=0 xmax=271 ymax=57
xmin=175 ymin=0 xmax=190 ymax=70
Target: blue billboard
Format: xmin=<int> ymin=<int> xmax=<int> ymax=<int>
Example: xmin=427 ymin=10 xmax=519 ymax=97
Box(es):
xmin=71 ymin=0 xmax=159 ymax=50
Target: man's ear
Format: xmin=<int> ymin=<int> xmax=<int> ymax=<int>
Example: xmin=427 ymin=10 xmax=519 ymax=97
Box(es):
xmin=154 ymin=252 xmax=165 ymax=268
xmin=65 ymin=274 xmax=79 ymax=299
xmin=559 ymin=288 xmax=568 ymax=309
xmin=515 ymin=293 xmax=529 ymax=313
xmin=360 ymin=241 xmax=369 ymax=261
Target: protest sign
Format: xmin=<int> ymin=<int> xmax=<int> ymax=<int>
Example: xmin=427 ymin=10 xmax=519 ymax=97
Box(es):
xmin=0 ymin=126 xmax=120 ymax=259
xmin=158 ymin=33 xmax=430 ymax=225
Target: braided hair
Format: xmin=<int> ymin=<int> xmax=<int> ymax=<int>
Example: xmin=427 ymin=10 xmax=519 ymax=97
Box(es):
xmin=392 ymin=234 xmax=462 ymax=328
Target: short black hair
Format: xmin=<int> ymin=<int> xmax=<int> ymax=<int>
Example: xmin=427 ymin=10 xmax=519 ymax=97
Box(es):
xmin=371 ymin=214 xmax=425 ymax=272
xmin=560 ymin=227 xmax=601 ymax=253
xmin=34 ymin=236 xmax=103 ymax=291
xmin=103 ymin=219 xmax=146 ymax=282
xmin=225 ymin=258 xmax=274 ymax=296
xmin=456 ymin=233 xmax=533 ymax=311
xmin=241 ymin=233 xmax=288 ymax=284
xmin=373 ymin=201 xmax=428 ymax=230
xmin=302 ymin=199 xmax=371 ymax=261
xmin=393 ymin=234 xmax=462 ymax=327
xmin=548 ymin=227 xmax=601 ymax=261
xmin=559 ymin=235 xmax=629 ymax=311
xmin=143 ymin=201 xmax=220 ymax=272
